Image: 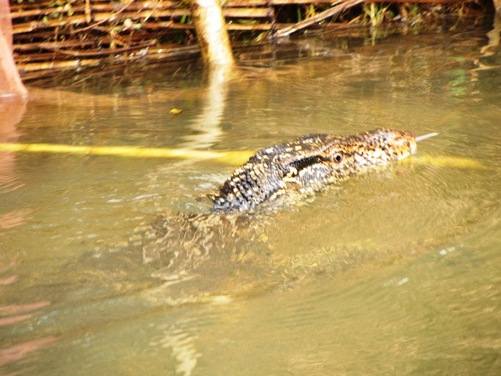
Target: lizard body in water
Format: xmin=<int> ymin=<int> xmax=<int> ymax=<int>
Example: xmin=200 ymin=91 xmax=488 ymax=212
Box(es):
xmin=137 ymin=128 xmax=418 ymax=273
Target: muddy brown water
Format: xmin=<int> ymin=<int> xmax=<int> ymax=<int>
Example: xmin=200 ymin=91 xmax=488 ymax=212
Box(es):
xmin=1 ymin=21 xmax=501 ymax=375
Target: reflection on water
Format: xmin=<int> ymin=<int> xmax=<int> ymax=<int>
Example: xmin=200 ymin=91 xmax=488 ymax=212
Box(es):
xmin=182 ymin=65 xmax=233 ymax=149
xmin=151 ymin=321 xmax=201 ymax=376
xmin=0 ymin=98 xmax=25 ymax=194
xmin=1 ymin=20 xmax=501 ymax=375
xmin=480 ymin=14 xmax=501 ymax=56
xmin=0 ymin=336 xmax=58 ymax=368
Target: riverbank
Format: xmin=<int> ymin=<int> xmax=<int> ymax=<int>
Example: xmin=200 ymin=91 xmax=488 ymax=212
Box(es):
xmin=10 ymin=0 xmax=492 ymax=81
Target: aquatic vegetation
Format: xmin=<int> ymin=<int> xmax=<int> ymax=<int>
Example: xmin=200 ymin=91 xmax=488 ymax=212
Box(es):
xmin=363 ymin=2 xmax=392 ymax=29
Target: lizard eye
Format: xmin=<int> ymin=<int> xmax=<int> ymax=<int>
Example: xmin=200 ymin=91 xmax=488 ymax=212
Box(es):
xmin=334 ymin=154 xmax=343 ymax=163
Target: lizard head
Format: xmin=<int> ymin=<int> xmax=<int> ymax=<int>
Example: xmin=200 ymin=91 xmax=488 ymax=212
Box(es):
xmin=318 ymin=128 xmax=416 ymax=178
xmin=211 ymin=128 xmax=417 ymax=212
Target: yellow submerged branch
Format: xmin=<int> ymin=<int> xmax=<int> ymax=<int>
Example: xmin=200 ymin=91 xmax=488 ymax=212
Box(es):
xmin=0 ymin=142 xmax=486 ymax=170
xmin=405 ymin=155 xmax=486 ymax=170
xmin=0 ymin=143 xmax=253 ymax=165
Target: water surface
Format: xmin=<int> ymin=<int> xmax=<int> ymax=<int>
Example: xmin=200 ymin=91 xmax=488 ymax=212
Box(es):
xmin=1 ymin=21 xmax=501 ymax=375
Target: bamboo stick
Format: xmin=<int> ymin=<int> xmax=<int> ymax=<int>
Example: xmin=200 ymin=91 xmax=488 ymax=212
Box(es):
xmin=16 ymin=58 xmax=103 ymax=72
xmin=32 ymin=41 xmax=155 ymax=58
xmin=10 ymin=0 xmax=458 ymax=12
xmin=13 ymin=8 xmax=273 ymax=34
xmin=85 ymin=0 xmax=92 ymax=23
xmin=7 ymin=0 xmax=469 ymax=15
xmin=275 ymin=0 xmax=363 ymax=38
xmin=71 ymin=0 xmax=135 ymax=33
xmin=142 ymin=22 xmax=273 ymax=30
xmin=9 ymin=0 xmax=478 ymax=77
xmin=16 ymin=44 xmax=203 ymax=72
xmin=14 ymin=40 xmax=99 ymax=51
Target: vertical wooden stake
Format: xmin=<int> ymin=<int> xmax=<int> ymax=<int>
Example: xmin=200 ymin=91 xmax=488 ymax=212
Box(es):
xmin=495 ymin=0 xmax=501 ymax=16
xmin=191 ymin=0 xmax=235 ymax=67
xmin=85 ymin=0 xmax=92 ymax=24
xmin=0 ymin=0 xmax=27 ymax=99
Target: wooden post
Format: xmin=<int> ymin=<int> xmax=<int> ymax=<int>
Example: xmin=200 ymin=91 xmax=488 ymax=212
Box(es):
xmin=0 ymin=0 xmax=27 ymax=99
xmin=191 ymin=0 xmax=235 ymax=67
xmin=495 ymin=0 xmax=501 ymax=16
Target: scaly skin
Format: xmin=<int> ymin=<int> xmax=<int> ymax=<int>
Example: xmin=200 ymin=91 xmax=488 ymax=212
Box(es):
xmin=212 ymin=128 xmax=416 ymax=212
xmin=138 ymin=129 xmax=417 ymax=271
